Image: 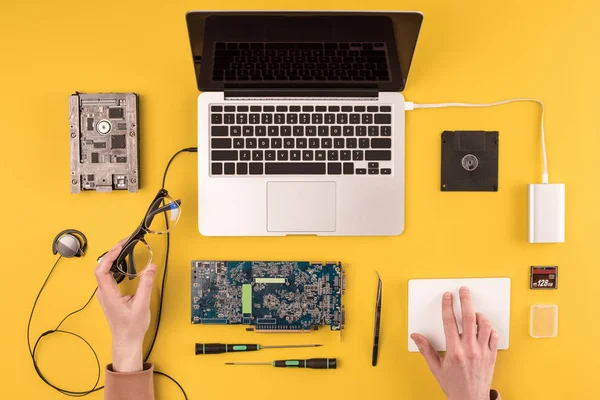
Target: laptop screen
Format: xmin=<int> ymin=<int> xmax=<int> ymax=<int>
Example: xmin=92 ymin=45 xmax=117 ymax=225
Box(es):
xmin=186 ymin=11 xmax=423 ymax=93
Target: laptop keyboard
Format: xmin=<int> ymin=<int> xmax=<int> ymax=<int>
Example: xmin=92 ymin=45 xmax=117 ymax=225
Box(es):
xmin=212 ymin=42 xmax=390 ymax=82
xmin=209 ymin=104 xmax=393 ymax=176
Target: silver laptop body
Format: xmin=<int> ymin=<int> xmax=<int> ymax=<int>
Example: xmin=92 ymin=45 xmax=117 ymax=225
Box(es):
xmin=186 ymin=11 xmax=423 ymax=236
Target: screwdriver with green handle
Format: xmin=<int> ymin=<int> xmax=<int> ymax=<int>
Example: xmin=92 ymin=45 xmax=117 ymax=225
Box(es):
xmin=225 ymin=358 xmax=337 ymax=369
xmin=195 ymin=343 xmax=321 ymax=355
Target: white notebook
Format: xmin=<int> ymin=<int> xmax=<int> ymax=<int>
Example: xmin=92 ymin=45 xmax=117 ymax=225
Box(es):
xmin=408 ymin=278 xmax=511 ymax=352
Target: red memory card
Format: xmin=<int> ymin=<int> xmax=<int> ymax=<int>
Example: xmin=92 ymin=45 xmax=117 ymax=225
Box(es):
xmin=530 ymin=266 xmax=558 ymax=289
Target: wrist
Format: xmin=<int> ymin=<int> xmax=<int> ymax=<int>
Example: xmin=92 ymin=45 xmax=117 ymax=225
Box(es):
xmin=112 ymin=339 xmax=143 ymax=373
xmin=448 ymin=394 xmax=490 ymax=400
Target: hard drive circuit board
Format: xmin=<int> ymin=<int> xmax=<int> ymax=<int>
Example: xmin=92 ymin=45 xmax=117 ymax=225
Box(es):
xmin=69 ymin=92 xmax=139 ymax=193
xmin=191 ymin=261 xmax=345 ymax=332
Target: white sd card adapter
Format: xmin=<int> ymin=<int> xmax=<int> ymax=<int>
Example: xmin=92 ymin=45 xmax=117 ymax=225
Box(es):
xmin=528 ymin=183 xmax=565 ymax=243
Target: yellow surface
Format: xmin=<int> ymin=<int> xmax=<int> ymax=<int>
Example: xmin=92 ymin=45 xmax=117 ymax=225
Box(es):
xmin=1 ymin=1 xmax=598 ymax=399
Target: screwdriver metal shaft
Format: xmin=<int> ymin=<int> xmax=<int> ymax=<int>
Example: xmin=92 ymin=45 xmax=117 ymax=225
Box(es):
xmin=195 ymin=343 xmax=321 ymax=355
xmin=225 ymin=358 xmax=337 ymax=369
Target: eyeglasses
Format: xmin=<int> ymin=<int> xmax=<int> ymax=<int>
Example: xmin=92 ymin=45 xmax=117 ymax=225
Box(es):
xmin=110 ymin=188 xmax=182 ymax=281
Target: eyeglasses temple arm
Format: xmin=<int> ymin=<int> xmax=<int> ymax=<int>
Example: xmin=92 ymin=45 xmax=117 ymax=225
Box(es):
xmin=127 ymin=245 xmax=137 ymax=278
xmin=146 ymin=199 xmax=182 ymax=223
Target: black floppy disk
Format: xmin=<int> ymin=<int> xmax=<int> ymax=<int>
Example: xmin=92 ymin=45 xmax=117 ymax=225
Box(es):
xmin=441 ymin=130 xmax=498 ymax=192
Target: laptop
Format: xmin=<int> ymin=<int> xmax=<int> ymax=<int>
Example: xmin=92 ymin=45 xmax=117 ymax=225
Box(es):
xmin=186 ymin=11 xmax=423 ymax=236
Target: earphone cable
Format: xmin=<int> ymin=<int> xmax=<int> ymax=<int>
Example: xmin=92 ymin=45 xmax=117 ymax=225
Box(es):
xmin=27 ymin=255 xmax=62 ymax=358
xmin=27 ymin=255 xmax=104 ymax=396
xmin=145 ymin=146 xmax=198 ymax=360
xmin=27 ymin=147 xmax=197 ymax=399
xmin=141 ymin=147 xmax=197 ymax=400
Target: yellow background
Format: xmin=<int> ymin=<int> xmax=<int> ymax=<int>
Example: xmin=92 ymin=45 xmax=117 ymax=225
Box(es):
xmin=1 ymin=1 xmax=598 ymax=399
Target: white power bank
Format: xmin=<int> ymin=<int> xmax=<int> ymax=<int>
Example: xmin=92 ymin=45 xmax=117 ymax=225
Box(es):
xmin=528 ymin=183 xmax=565 ymax=243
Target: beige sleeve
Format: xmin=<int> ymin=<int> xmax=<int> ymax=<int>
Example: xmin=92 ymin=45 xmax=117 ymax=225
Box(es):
xmin=491 ymin=389 xmax=501 ymax=400
xmin=104 ymin=363 xmax=154 ymax=400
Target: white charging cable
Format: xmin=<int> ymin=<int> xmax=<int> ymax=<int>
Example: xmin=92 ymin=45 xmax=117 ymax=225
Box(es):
xmin=405 ymin=99 xmax=548 ymax=184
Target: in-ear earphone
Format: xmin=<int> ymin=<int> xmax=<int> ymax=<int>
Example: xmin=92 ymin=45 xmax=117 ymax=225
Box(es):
xmin=52 ymin=229 xmax=88 ymax=258
xmin=30 ymin=147 xmax=192 ymax=398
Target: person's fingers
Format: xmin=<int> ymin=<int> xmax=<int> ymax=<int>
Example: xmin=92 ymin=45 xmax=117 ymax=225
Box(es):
xmin=94 ymin=244 xmax=123 ymax=298
xmin=113 ymin=238 xmax=129 ymax=249
xmin=476 ymin=312 xmax=492 ymax=347
xmin=441 ymin=292 xmax=460 ymax=347
xmin=122 ymin=295 xmax=134 ymax=303
xmin=411 ymin=333 xmax=441 ymax=375
xmin=489 ymin=328 xmax=499 ymax=353
xmin=459 ymin=287 xmax=477 ymax=342
xmin=95 ymin=245 xmax=121 ymax=275
xmin=133 ymin=264 xmax=157 ymax=309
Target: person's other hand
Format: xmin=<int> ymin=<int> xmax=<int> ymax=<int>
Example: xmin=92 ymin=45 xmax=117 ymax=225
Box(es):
xmin=411 ymin=287 xmax=498 ymax=400
xmin=95 ymin=240 xmax=157 ymax=372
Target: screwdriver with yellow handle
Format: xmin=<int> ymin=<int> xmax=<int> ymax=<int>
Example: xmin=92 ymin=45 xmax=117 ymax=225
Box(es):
xmin=195 ymin=343 xmax=321 ymax=355
xmin=225 ymin=358 xmax=337 ymax=369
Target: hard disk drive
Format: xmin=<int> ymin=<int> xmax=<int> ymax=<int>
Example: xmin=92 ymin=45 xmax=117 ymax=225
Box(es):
xmin=69 ymin=93 xmax=139 ymax=193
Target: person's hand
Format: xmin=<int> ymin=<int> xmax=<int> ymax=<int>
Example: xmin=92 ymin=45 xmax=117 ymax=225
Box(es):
xmin=411 ymin=287 xmax=498 ymax=400
xmin=95 ymin=240 xmax=157 ymax=372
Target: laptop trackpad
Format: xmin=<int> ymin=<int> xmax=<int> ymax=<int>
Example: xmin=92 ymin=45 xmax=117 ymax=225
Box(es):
xmin=267 ymin=182 xmax=336 ymax=233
